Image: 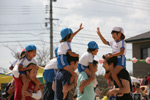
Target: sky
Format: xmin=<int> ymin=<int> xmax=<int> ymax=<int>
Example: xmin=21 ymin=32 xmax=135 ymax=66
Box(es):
xmin=0 ymin=0 xmax=150 ymax=75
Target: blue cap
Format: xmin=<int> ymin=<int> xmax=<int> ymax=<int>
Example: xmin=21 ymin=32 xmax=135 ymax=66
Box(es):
xmin=60 ymin=28 xmax=73 ymax=40
xmin=25 ymin=44 xmax=36 ymax=51
xmin=55 ymin=47 xmax=58 ymax=57
xmin=88 ymin=41 xmax=99 ymax=49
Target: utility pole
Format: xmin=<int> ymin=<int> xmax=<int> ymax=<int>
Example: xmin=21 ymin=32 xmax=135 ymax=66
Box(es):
xmin=50 ymin=0 xmax=53 ymax=59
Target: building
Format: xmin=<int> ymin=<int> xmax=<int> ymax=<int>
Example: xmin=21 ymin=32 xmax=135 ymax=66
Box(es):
xmin=125 ymin=31 xmax=150 ymax=77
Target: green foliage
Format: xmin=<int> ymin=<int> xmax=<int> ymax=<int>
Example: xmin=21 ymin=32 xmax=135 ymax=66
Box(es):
xmin=96 ymin=75 xmax=108 ymax=91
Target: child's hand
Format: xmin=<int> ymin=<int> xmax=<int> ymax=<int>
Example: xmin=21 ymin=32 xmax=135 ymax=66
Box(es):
xmin=107 ymin=89 xmax=116 ymax=97
xmin=106 ymin=54 xmax=113 ymax=58
xmin=79 ymin=83 xmax=84 ymax=94
xmin=25 ymin=91 xmax=32 ymax=97
xmin=74 ymin=73 xmax=78 ymax=87
xmin=79 ymin=23 xmax=84 ymax=30
xmin=97 ymin=27 xmax=101 ymax=34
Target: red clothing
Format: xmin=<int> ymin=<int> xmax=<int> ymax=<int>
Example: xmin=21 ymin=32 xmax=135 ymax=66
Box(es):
xmin=148 ymin=76 xmax=150 ymax=84
xmin=14 ymin=76 xmax=35 ymax=100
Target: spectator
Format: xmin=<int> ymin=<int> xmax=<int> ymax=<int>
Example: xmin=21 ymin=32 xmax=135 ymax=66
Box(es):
xmin=1 ymin=80 xmax=14 ymax=100
xmin=142 ymin=96 xmax=148 ymax=100
xmin=134 ymin=83 xmax=146 ymax=97
xmin=95 ymin=85 xmax=101 ymax=100
xmin=147 ymin=74 xmax=150 ymax=84
xmin=144 ymin=77 xmax=148 ymax=85
xmin=145 ymin=83 xmax=150 ymax=99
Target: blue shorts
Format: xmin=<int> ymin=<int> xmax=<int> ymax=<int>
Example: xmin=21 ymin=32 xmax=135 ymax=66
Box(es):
xmin=117 ymin=55 xmax=126 ymax=68
xmin=57 ymin=55 xmax=69 ymax=69
xmin=78 ymin=64 xmax=88 ymax=73
xmin=43 ymin=69 xmax=57 ymax=83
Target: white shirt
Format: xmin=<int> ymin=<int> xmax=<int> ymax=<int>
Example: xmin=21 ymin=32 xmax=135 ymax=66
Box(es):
xmin=44 ymin=58 xmax=57 ymax=70
xmin=79 ymin=52 xmax=93 ymax=66
xmin=93 ymin=79 xmax=98 ymax=88
xmin=18 ymin=57 xmax=36 ymax=68
xmin=146 ymin=86 xmax=150 ymax=95
xmin=12 ymin=64 xmax=42 ymax=100
xmin=108 ymin=40 xmax=126 ymax=55
xmin=57 ymin=42 xmax=71 ymax=55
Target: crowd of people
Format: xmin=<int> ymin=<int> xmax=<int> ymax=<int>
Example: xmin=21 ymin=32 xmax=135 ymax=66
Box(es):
xmin=132 ymin=74 xmax=150 ymax=100
xmin=2 ymin=23 xmax=148 ymax=100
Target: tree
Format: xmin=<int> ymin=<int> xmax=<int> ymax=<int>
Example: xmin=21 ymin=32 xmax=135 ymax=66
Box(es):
xmin=4 ymin=41 xmax=50 ymax=67
xmin=0 ymin=67 xmax=8 ymax=73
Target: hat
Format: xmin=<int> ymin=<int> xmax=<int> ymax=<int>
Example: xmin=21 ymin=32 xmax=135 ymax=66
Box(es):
xmin=25 ymin=44 xmax=36 ymax=51
xmin=60 ymin=28 xmax=73 ymax=40
xmin=55 ymin=47 xmax=58 ymax=57
xmin=88 ymin=41 xmax=99 ymax=49
xmin=21 ymin=48 xmax=25 ymax=53
xmin=112 ymin=27 xmax=125 ymax=39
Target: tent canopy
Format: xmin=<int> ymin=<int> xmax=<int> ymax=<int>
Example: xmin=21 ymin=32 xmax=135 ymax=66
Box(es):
xmin=0 ymin=67 xmax=45 ymax=83
xmin=130 ymin=76 xmax=140 ymax=83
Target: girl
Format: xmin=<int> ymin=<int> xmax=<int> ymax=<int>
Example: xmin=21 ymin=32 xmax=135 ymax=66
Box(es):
xmin=57 ymin=23 xmax=83 ymax=86
xmin=97 ymin=27 xmax=126 ymax=88
xmin=78 ymin=41 xmax=99 ymax=76
xmin=17 ymin=44 xmax=41 ymax=100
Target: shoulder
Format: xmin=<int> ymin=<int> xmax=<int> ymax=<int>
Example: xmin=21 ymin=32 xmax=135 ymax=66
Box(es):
xmin=119 ymin=40 xmax=126 ymax=44
xmin=118 ymin=69 xmax=130 ymax=79
xmin=79 ymin=72 xmax=88 ymax=79
xmin=19 ymin=56 xmax=26 ymax=62
xmin=58 ymin=69 xmax=71 ymax=76
xmin=86 ymin=52 xmax=93 ymax=57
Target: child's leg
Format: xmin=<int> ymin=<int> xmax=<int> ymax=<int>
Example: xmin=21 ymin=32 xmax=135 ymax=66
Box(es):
xmin=63 ymin=65 xmax=77 ymax=84
xmin=84 ymin=68 xmax=93 ymax=77
xmin=111 ymin=65 xmax=124 ymax=88
xmin=32 ymin=78 xmax=43 ymax=93
xmin=21 ymin=74 xmax=29 ymax=100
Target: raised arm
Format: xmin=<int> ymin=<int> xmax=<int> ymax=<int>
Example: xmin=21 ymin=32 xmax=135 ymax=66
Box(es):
xmin=97 ymin=27 xmax=108 ymax=45
xmin=70 ymin=23 xmax=83 ymax=41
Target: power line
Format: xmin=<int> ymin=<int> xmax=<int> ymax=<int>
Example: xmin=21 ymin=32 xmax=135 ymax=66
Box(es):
xmin=92 ymin=0 xmax=150 ymax=11
xmin=0 ymin=40 xmax=42 ymax=43
xmin=102 ymin=0 xmax=150 ymax=7
xmin=0 ymin=23 xmax=45 ymax=26
xmin=0 ymin=29 xmax=48 ymax=32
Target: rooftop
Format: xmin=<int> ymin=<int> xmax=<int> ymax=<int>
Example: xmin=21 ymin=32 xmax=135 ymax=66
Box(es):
xmin=125 ymin=31 xmax=150 ymax=43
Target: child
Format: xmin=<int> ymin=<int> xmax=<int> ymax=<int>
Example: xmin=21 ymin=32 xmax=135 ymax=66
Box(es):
xmin=9 ymin=48 xmax=26 ymax=70
xmin=97 ymin=27 xmax=126 ymax=88
xmin=43 ymin=47 xmax=58 ymax=100
xmin=17 ymin=44 xmax=40 ymax=100
xmin=57 ymin=23 xmax=83 ymax=84
xmin=78 ymin=41 xmax=99 ymax=76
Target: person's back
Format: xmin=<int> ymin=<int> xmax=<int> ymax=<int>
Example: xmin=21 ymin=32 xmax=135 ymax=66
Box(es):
xmin=77 ymin=71 xmax=95 ymax=100
xmin=54 ymin=69 xmax=71 ymax=100
xmin=114 ymin=69 xmax=133 ymax=99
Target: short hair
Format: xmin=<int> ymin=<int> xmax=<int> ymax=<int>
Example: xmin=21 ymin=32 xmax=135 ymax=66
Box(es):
xmin=66 ymin=52 xmax=79 ymax=64
xmin=111 ymin=31 xmax=124 ymax=40
xmin=102 ymin=53 xmax=118 ymax=67
xmin=93 ymin=60 xmax=98 ymax=66
xmin=87 ymin=48 xmax=96 ymax=53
